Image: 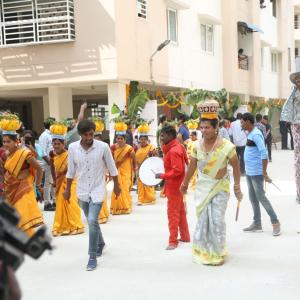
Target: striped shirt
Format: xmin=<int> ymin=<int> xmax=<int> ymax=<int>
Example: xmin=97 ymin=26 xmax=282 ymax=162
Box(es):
xmin=38 ymin=129 xmax=52 ymax=156
xmin=66 ymin=140 xmax=118 ymax=203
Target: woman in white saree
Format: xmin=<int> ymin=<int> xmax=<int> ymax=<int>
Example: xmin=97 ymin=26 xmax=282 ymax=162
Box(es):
xmin=180 ymin=100 xmax=243 ymax=266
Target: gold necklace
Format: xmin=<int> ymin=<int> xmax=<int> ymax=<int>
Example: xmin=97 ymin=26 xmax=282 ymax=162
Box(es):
xmin=202 ymin=136 xmax=219 ymax=157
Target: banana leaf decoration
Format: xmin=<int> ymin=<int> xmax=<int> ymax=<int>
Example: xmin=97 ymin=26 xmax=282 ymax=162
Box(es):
xmin=127 ymin=89 xmax=149 ymax=118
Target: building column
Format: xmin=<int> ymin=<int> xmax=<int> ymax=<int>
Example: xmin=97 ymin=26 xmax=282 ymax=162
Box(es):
xmin=48 ymin=87 xmax=73 ymax=120
xmin=250 ymin=0 xmax=261 ymax=97
xmin=107 ymin=81 xmax=127 ymax=143
xmin=43 ymin=95 xmax=50 ymax=119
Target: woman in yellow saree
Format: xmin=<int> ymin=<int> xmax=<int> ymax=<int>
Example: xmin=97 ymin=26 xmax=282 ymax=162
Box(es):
xmin=181 ymin=102 xmax=243 ymax=266
xmin=3 ymin=134 xmax=44 ymax=237
xmin=110 ymin=134 xmax=136 ymax=215
xmin=136 ymin=135 xmax=156 ymax=205
xmin=50 ymin=136 xmax=84 ymax=236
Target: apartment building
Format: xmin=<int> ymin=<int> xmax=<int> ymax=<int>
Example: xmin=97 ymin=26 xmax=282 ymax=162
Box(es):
xmin=223 ymin=0 xmax=294 ymax=102
xmin=0 ymin=0 xmax=294 ymax=133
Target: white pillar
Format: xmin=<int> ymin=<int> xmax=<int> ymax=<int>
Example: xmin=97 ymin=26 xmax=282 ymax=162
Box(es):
xmin=43 ymin=95 xmax=50 ymax=119
xmin=48 ymin=87 xmax=73 ymax=120
xmin=140 ymin=100 xmax=158 ymax=147
xmin=107 ymin=82 xmax=127 ymax=144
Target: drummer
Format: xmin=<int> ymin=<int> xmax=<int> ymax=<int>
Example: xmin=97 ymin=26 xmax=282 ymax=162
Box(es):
xmin=155 ymin=125 xmax=190 ymax=250
xmin=135 ymin=124 xmax=156 ymax=206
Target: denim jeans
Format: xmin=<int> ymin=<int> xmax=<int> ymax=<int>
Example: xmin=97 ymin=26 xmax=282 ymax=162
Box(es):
xmin=246 ymin=175 xmax=279 ymax=225
xmin=79 ymin=199 xmax=105 ymax=258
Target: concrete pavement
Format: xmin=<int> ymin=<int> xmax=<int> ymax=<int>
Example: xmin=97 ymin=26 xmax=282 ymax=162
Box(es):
xmin=18 ymin=149 xmax=300 ymax=300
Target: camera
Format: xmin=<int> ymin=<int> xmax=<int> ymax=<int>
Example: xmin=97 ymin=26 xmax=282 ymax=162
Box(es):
xmin=0 ymin=201 xmax=52 ymax=270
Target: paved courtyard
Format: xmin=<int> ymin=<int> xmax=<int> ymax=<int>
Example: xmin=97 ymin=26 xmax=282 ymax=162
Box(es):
xmin=18 ymin=149 xmax=300 ymax=300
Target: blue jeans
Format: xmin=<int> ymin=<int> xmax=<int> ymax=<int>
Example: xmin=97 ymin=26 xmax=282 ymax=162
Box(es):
xmin=79 ymin=199 xmax=105 ymax=258
xmin=246 ymin=175 xmax=279 ymax=225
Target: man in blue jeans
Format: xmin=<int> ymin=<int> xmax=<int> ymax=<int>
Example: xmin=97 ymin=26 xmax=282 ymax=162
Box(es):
xmin=241 ymin=113 xmax=281 ymax=236
xmin=64 ymin=120 xmax=121 ymax=271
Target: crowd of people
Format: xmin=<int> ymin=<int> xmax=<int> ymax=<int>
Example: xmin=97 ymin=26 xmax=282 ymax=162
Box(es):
xmin=0 ymin=94 xmax=288 ymax=272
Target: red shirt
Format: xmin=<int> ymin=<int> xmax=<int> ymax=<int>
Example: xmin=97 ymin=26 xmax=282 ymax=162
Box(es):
xmin=160 ymin=139 xmax=188 ymax=196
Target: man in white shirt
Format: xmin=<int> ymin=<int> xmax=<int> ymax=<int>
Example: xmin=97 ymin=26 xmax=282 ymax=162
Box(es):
xmin=64 ymin=119 xmax=121 ymax=271
xmin=39 ymin=117 xmax=56 ymax=211
xmin=229 ymin=113 xmax=247 ymax=175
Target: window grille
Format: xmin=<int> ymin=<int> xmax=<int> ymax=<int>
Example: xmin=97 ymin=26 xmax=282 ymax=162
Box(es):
xmin=0 ymin=0 xmax=75 ymax=47
xmin=137 ymin=0 xmax=147 ymax=19
xmin=91 ymin=104 xmax=106 ymax=118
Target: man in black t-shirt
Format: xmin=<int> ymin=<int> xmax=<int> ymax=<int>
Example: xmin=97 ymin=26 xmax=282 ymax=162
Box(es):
xmin=262 ymin=115 xmax=272 ymax=162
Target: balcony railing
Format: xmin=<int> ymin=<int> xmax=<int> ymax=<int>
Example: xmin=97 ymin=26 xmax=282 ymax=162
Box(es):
xmin=295 ymin=20 xmax=300 ymax=29
xmin=238 ymin=55 xmax=249 ymax=70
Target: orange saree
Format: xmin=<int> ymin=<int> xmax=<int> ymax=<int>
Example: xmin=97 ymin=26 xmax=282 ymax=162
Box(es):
xmin=110 ymin=144 xmax=133 ymax=215
xmin=136 ymin=144 xmax=156 ymax=205
xmin=52 ymin=151 xmax=84 ymax=236
xmin=4 ymin=148 xmax=43 ymax=236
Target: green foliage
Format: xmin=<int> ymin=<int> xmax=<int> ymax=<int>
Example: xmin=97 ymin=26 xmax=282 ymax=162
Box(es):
xmin=128 ymin=81 xmax=140 ymax=105
xmin=184 ymin=89 xmax=211 ymax=105
xmin=128 ymin=89 xmax=149 ymax=119
xmin=111 ymin=103 xmax=122 ymax=115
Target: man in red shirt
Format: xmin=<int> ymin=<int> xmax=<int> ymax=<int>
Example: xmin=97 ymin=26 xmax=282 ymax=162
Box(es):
xmin=156 ymin=126 xmax=190 ymax=250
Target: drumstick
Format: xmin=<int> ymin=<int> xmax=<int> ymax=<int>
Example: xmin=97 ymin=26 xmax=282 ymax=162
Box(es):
xmin=150 ymin=169 xmax=156 ymax=176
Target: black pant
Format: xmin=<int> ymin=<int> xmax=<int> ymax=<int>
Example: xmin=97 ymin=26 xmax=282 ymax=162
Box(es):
xmin=266 ymin=140 xmax=272 ymax=161
xmin=280 ymin=121 xmax=288 ymax=149
xmin=236 ymin=146 xmax=245 ymax=174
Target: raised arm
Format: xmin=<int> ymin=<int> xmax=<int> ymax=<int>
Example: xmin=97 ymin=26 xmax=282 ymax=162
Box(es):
xmin=76 ymin=102 xmax=87 ymax=124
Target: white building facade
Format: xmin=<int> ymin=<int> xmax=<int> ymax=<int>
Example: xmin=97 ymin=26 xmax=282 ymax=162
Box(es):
xmin=0 ymin=0 xmax=294 ymax=133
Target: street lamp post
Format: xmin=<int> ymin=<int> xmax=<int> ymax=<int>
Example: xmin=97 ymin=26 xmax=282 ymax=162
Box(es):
xmin=150 ymin=39 xmax=171 ymax=86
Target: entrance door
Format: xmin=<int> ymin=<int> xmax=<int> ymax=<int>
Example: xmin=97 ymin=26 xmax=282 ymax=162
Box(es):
xmin=0 ymin=100 xmax=33 ymax=129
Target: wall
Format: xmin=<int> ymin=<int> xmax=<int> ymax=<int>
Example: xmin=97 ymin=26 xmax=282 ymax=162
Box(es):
xmin=0 ymin=0 xmax=118 ymax=90
xmin=115 ymin=0 xmax=223 ymax=91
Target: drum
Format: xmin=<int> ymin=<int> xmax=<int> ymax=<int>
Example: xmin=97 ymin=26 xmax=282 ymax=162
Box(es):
xmin=139 ymin=157 xmax=165 ymax=186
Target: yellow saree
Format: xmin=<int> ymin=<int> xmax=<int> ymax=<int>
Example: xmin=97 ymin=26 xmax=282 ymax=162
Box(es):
xmin=136 ymin=144 xmax=156 ymax=205
xmin=187 ymin=140 xmax=197 ymax=190
xmin=110 ymin=144 xmax=133 ymax=215
xmin=52 ymin=151 xmax=84 ymax=236
xmin=99 ymin=192 xmax=109 ymax=224
xmin=4 ymin=148 xmax=43 ymax=236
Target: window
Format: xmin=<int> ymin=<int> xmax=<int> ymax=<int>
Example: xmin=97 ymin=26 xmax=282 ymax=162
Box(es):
xmin=296 ymin=48 xmax=299 ymax=57
xmin=201 ymin=24 xmax=214 ymax=53
xmin=271 ymin=53 xmax=277 ymax=72
xmin=0 ymin=0 xmax=75 ymax=47
xmin=167 ymin=8 xmax=178 ymax=43
xmin=137 ymin=0 xmax=147 ymax=19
